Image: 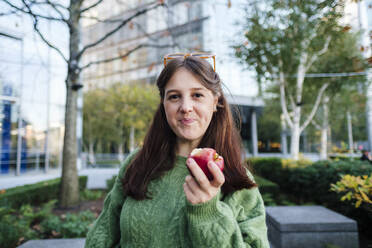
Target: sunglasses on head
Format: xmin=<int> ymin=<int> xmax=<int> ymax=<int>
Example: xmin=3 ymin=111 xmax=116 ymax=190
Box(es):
xmin=163 ymin=52 xmax=216 ymax=71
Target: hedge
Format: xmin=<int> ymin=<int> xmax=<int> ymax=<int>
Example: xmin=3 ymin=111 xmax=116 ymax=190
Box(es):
xmin=0 ymin=176 xmax=87 ymax=208
xmin=254 ymin=175 xmax=279 ymax=195
xmin=250 ymin=158 xmax=372 ymax=204
xmin=249 ymin=157 xmax=372 ymax=234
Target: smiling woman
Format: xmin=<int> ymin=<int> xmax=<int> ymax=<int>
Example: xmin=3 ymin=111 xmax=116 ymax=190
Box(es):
xmin=163 ymin=68 xmax=218 ymax=152
xmin=85 ymin=55 xmax=270 ymax=248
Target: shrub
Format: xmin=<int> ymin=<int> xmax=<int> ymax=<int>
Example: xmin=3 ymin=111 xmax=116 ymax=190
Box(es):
xmin=331 ymin=174 xmax=372 ymax=209
xmin=80 ymin=189 xmax=104 ymax=201
xmin=0 ymin=200 xmax=57 ymax=248
xmin=0 ymin=176 xmax=88 ymax=208
xmin=285 ymin=160 xmax=372 ymax=204
xmin=281 ymin=157 xmax=312 ymax=169
xmin=248 ymin=158 xmax=282 ymax=180
xmin=250 ymin=157 xmax=372 ymax=236
xmin=41 ymin=211 xmax=96 ymax=238
xmin=254 ymin=175 xmax=279 ymax=195
xmin=249 ymin=158 xmax=372 ymax=205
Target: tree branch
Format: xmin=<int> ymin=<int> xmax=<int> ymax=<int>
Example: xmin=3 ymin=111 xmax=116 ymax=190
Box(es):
xmin=1 ymin=0 xmax=66 ymax=22
xmin=80 ymin=15 xmax=123 ymax=23
xmin=22 ymin=0 xmax=68 ymax=62
xmin=306 ymin=36 xmax=331 ymax=71
xmin=28 ymin=0 xmax=68 ymax=10
xmin=80 ymin=43 xmax=175 ymax=71
xmin=78 ymin=1 xmax=165 ymax=59
xmin=288 ymin=92 xmax=296 ymax=111
xmin=300 ymin=82 xmax=329 ymax=132
xmin=278 ymin=59 xmax=293 ymax=129
xmin=80 ymin=0 xmax=104 ymax=13
xmin=0 ymin=8 xmax=23 ymax=16
xmin=311 ymin=120 xmax=321 ymax=130
xmin=43 ymin=0 xmax=68 ymax=21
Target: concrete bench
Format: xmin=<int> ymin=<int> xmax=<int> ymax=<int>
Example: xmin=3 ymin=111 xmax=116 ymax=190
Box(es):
xmin=18 ymin=238 xmax=85 ymax=248
xmin=266 ymin=206 xmax=359 ymax=248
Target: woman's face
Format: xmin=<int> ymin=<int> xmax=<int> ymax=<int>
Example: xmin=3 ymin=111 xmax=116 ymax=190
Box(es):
xmin=163 ymin=68 xmax=218 ymax=145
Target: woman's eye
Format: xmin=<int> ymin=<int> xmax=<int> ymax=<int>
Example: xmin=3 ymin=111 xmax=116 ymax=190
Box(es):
xmin=193 ymin=93 xmax=203 ymax=98
xmin=168 ymin=95 xmax=179 ymax=100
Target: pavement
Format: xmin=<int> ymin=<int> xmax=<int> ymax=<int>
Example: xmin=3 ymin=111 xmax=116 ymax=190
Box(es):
xmin=17 ymin=238 xmax=86 ymax=248
xmin=0 ymin=168 xmax=119 ymax=190
xmin=17 ymin=238 xmax=274 ymax=248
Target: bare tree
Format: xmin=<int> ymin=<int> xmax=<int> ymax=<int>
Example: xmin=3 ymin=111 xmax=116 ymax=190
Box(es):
xmin=0 ymin=0 xmax=173 ymax=207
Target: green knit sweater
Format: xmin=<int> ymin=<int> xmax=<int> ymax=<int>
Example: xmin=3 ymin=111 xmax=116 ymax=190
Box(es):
xmin=85 ymin=151 xmax=270 ymax=248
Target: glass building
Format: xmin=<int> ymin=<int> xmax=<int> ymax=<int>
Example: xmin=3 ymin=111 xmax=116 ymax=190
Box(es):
xmin=81 ymin=0 xmax=264 ymax=154
xmin=0 ymin=19 xmax=67 ymax=175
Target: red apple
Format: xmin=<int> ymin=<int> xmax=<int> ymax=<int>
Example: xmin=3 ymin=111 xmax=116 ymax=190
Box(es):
xmin=188 ymin=148 xmax=224 ymax=180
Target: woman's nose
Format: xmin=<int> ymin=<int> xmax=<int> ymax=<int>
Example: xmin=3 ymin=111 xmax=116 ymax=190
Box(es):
xmin=180 ymin=98 xmax=193 ymax=113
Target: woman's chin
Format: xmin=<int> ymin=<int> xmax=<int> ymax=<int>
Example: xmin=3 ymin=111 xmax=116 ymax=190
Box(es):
xmin=177 ymin=134 xmax=202 ymax=144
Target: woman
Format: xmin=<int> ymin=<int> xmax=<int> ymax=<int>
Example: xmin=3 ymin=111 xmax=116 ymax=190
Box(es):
xmin=85 ymin=55 xmax=270 ymax=248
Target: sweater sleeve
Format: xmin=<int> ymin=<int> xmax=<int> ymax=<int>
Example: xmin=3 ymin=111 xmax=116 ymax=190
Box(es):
xmin=84 ymin=150 xmax=138 ymax=248
xmin=185 ymin=171 xmax=270 ymax=248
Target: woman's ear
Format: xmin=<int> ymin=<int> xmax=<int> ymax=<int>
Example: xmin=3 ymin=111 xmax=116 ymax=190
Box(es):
xmin=213 ymin=96 xmax=218 ymax=112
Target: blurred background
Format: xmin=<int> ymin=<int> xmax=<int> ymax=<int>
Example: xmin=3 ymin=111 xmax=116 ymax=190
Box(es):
xmin=1 ymin=1 xmax=372 ymax=247
xmin=0 ymin=0 xmax=370 ymax=172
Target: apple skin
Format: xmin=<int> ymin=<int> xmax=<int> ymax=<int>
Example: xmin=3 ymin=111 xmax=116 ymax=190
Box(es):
xmin=188 ymin=148 xmax=224 ymax=180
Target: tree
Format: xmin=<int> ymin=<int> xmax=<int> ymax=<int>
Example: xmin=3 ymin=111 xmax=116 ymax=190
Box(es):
xmin=308 ymin=30 xmax=367 ymax=158
xmin=235 ymin=0 xmax=346 ymax=159
xmin=0 ymin=0 xmax=173 ymax=207
xmin=83 ymin=83 xmax=159 ymax=162
xmin=83 ymin=88 xmax=109 ymax=164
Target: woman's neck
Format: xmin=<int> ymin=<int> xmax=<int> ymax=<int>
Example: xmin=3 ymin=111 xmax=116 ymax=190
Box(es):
xmin=176 ymin=139 xmax=200 ymax=157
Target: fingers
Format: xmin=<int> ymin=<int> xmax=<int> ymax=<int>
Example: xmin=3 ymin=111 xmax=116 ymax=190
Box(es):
xmin=208 ymin=161 xmax=225 ymax=187
xmin=184 ymin=175 xmax=212 ymax=204
xmin=183 ymin=180 xmax=198 ymax=204
xmin=186 ymin=158 xmax=210 ymax=190
xmin=185 ymin=175 xmax=202 ymax=195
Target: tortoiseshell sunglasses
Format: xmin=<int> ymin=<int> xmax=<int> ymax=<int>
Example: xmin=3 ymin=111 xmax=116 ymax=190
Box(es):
xmin=163 ymin=52 xmax=216 ymax=71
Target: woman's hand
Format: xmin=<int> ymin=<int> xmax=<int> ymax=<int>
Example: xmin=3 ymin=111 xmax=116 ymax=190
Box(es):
xmin=183 ymin=157 xmax=225 ymax=205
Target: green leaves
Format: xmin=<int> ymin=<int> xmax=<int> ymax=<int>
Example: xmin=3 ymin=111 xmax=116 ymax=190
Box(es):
xmin=83 ymin=83 xmax=159 ymax=153
xmin=331 ymin=174 xmax=372 ymax=208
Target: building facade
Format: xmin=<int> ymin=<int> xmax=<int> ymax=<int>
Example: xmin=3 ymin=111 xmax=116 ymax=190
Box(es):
xmin=81 ymin=0 xmax=263 ymax=154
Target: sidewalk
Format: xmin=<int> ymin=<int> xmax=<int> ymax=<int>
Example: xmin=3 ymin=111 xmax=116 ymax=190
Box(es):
xmin=0 ymin=168 xmax=119 ymax=190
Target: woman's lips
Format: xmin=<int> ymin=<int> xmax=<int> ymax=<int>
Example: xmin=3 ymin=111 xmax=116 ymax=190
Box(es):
xmin=180 ymin=118 xmax=194 ymax=125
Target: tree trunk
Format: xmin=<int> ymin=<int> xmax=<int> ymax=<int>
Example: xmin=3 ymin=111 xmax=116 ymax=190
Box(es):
xmin=88 ymin=142 xmax=95 ymax=164
xmin=118 ymin=143 xmax=124 ymax=163
xmin=290 ymin=106 xmax=301 ymax=160
xmin=60 ymin=0 xmax=82 ymax=208
xmin=367 ymin=79 xmax=372 ymax=152
xmin=347 ymin=111 xmax=354 ymax=153
xmin=129 ymin=126 xmax=135 ymax=152
xmin=280 ymin=114 xmax=288 ymax=155
xmin=60 ymin=83 xmax=80 ymax=207
xmin=320 ymin=96 xmax=329 ymax=160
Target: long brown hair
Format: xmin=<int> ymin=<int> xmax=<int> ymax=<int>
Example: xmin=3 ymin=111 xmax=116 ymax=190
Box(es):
xmin=122 ymin=56 xmax=256 ymax=200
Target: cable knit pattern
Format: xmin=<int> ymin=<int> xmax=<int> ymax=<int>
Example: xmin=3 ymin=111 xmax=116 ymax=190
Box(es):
xmin=85 ymin=151 xmax=270 ymax=248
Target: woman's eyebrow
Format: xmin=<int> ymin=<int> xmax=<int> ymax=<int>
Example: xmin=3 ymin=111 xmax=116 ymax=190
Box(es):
xmin=190 ymin=87 xmax=205 ymax=91
xmin=165 ymin=87 xmax=206 ymax=96
xmin=165 ymin=89 xmax=179 ymax=96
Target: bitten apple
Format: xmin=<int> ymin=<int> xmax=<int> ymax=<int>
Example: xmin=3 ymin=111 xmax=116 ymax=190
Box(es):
xmin=188 ymin=148 xmax=224 ymax=180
